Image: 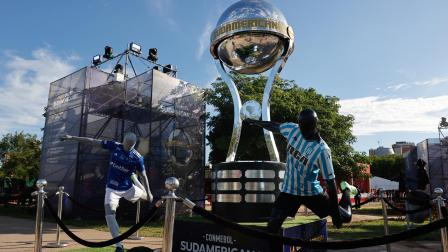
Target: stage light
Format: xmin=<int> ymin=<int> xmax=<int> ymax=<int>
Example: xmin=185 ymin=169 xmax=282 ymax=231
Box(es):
xmin=113 ymin=64 xmax=124 ymax=82
xmin=152 ymin=66 xmax=159 ymax=71
xmin=163 ymin=64 xmax=174 ymax=74
xmin=129 ymin=42 xmax=142 ymax=54
xmin=92 ymin=55 xmax=101 ymax=66
xmin=103 ymin=46 xmax=113 ymax=60
xmin=441 ymin=117 xmax=448 ymax=127
xmin=113 ymin=64 xmax=124 ymax=74
xmin=148 ymin=48 xmax=158 ymax=62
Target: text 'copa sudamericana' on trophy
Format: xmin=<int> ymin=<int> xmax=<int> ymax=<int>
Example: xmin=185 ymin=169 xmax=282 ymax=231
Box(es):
xmin=210 ymin=0 xmax=294 ymax=75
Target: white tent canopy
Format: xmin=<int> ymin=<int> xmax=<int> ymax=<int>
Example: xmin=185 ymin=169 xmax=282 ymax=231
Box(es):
xmin=371 ymin=176 xmax=399 ymax=190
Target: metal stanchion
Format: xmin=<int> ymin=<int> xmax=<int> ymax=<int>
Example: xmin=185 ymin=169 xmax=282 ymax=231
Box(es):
xmin=129 ymin=200 xmax=144 ymax=240
xmin=33 ymin=179 xmax=47 ymax=252
xmin=46 ymin=186 xmax=69 ymax=248
xmin=380 ymin=189 xmax=391 ymax=252
xmin=162 ymin=177 xmax=179 ymax=252
xmin=434 ymin=188 xmax=448 ymax=252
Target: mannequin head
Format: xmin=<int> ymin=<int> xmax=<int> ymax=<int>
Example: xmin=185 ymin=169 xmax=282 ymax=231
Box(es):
xmin=297 ymin=108 xmax=319 ymax=141
xmin=123 ymin=132 xmax=137 ymax=152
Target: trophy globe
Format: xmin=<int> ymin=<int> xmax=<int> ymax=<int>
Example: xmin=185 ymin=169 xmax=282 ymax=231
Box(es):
xmin=209 ymin=0 xmax=294 ymax=222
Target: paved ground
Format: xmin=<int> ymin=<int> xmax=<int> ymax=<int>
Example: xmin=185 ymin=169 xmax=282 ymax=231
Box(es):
xmin=0 ymin=216 xmax=161 ymax=252
xmin=329 ymin=241 xmax=442 ymax=252
xmin=0 ymin=208 xmax=443 ymax=252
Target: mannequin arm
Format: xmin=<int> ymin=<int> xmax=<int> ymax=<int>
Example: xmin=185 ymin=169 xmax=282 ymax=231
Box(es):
xmin=61 ymin=135 xmax=102 ymax=146
xmin=245 ymin=119 xmax=281 ymax=134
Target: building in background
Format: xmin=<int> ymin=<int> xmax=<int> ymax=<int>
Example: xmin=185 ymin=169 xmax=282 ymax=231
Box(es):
xmin=352 ymin=163 xmax=371 ymax=193
xmin=369 ymin=146 xmax=395 ymax=157
xmin=392 ymin=141 xmax=415 ymax=156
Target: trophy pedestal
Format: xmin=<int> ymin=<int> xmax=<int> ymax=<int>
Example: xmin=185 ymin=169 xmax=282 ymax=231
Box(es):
xmin=211 ymin=161 xmax=285 ymax=222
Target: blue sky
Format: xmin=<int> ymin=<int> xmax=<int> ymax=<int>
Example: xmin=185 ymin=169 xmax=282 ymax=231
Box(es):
xmin=0 ymin=0 xmax=447 ymax=153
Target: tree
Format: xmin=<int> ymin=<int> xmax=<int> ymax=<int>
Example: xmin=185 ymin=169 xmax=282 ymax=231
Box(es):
xmin=369 ymin=155 xmax=405 ymax=181
xmin=0 ymin=132 xmax=41 ymax=179
xmin=206 ymin=74 xmax=361 ymax=180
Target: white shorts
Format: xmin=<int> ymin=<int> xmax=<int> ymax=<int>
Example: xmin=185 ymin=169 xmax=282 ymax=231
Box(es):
xmin=104 ymin=185 xmax=145 ymax=209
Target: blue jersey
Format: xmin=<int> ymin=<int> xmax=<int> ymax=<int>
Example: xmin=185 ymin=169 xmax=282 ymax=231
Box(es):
xmin=279 ymin=123 xmax=335 ymax=196
xmin=101 ymin=140 xmax=145 ymax=191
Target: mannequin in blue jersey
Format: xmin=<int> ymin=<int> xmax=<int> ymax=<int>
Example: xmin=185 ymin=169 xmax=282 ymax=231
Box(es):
xmin=61 ymin=132 xmax=153 ymax=252
xmin=246 ymin=108 xmax=352 ymax=233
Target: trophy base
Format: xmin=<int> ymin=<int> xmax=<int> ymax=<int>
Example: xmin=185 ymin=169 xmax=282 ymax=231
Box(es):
xmin=211 ymin=161 xmax=285 ymax=222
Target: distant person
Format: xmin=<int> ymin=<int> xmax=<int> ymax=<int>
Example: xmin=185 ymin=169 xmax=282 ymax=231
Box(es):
xmin=416 ymin=159 xmax=429 ymax=191
xmin=19 ymin=176 xmax=35 ymax=205
xmin=246 ymin=108 xmax=352 ymax=234
xmin=354 ymin=185 xmax=361 ymax=209
xmin=62 ymin=132 xmax=153 ymax=252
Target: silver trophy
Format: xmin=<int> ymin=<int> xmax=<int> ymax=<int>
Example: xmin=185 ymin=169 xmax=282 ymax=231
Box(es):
xmin=210 ymin=0 xmax=294 ymax=162
xmin=209 ymin=0 xmax=294 ymax=221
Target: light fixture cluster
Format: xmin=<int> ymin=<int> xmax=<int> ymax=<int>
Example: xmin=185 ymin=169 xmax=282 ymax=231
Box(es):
xmin=91 ymin=42 xmax=159 ymax=66
xmin=90 ymin=42 xmax=176 ymax=77
xmin=440 ymin=117 xmax=448 ymax=128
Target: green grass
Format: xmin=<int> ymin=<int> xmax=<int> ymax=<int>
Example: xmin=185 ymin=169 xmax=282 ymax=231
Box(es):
xmin=0 ymin=203 xmax=36 ymax=218
xmin=328 ymin=219 xmax=440 ymax=241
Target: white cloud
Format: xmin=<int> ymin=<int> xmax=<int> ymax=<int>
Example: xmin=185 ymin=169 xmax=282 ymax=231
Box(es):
xmin=386 ymin=76 xmax=448 ymax=91
xmin=0 ymin=48 xmax=77 ymax=135
xmin=197 ymin=21 xmax=213 ymax=60
xmin=339 ymin=96 xmax=448 ymax=136
xmin=386 ymin=83 xmax=409 ymax=91
xmin=146 ymin=0 xmax=178 ymax=30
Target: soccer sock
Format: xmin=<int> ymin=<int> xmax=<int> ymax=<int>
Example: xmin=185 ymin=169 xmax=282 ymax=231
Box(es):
xmin=105 ymin=214 xmax=123 ymax=248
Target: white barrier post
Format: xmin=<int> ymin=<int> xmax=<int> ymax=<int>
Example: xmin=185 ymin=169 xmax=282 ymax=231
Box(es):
xmin=434 ymin=188 xmax=448 ymax=252
xmin=380 ymin=189 xmax=391 ymax=252
xmin=33 ymin=179 xmax=47 ymax=252
xmin=129 ymin=200 xmax=143 ymax=240
xmin=46 ymin=186 xmax=69 ymax=248
xmin=162 ymin=177 xmax=179 ymax=252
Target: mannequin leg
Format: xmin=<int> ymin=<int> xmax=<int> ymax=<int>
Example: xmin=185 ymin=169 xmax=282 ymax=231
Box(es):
xmin=131 ymin=173 xmax=147 ymax=199
xmin=105 ymin=204 xmax=123 ymax=249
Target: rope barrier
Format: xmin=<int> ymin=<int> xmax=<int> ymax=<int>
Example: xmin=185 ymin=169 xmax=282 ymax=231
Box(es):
xmin=191 ymin=204 xmax=448 ymax=250
xmin=44 ymin=198 xmax=160 ymax=248
xmin=65 ymin=194 xmax=104 ymax=213
xmin=382 ymin=198 xmax=431 ymax=214
xmin=351 ymin=197 xmax=376 ymax=208
xmin=175 ymin=197 xmax=208 ymax=203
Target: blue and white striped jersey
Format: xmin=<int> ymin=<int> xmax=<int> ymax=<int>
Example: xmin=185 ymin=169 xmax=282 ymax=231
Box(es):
xmin=279 ymin=122 xmax=335 ymax=196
